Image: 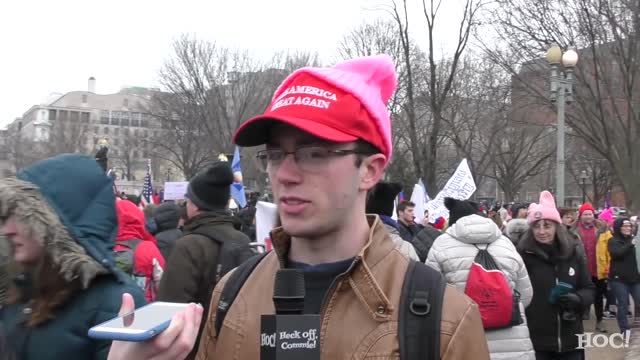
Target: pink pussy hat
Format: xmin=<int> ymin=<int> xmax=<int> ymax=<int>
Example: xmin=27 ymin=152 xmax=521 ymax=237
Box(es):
xmin=527 ymin=191 xmax=562 ymax=225
xmin=233 ymin=54 xmax=398 ymax=163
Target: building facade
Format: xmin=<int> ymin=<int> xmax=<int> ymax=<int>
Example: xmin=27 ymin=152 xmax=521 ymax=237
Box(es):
xmin=4 ymin=78 xmax=178 ymax=182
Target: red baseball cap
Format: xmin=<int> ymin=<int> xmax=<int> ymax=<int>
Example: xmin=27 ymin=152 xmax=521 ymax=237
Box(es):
xmin=233 ymin=55 xmax=398 ymax=162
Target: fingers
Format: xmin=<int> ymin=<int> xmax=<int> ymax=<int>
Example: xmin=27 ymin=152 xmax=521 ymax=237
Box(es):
xmin=118 ymin=293 xmax=135 ymax=317
xmin=149 ymin=304 xmax=203 ymax=360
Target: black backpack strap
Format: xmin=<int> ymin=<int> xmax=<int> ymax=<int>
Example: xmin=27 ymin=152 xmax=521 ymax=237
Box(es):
xmin=399 ymin=261 xmax=447 ymax=360
xmin=214 ymin=251 xmax=269 ymax=337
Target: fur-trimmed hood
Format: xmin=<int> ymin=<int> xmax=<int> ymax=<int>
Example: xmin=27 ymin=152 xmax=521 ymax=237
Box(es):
xmin=0 ymin=154 xmax=125 ymax=289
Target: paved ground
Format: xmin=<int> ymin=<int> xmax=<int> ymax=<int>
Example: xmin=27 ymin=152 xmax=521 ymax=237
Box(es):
xmin=583 ymin=315 xmax=626 ymax=360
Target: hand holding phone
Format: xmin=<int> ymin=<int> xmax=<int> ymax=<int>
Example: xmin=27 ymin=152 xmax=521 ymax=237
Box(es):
xmin=106 ymin=294 xmax=204 ymax=360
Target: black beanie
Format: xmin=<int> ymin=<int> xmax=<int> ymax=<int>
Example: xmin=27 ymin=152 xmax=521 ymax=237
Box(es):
xmin=445 ymin=197 xmax=480 ymax=226
xmin=366 ymin=181 xmax=403 ymax=217
xmin=186 ymin=161 xmax=234 ymax=211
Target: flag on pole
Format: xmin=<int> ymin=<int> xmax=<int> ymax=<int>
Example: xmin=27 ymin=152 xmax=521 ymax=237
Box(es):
xmin=231 ymin=147 xmax=247 ymax=208
xmin=140 ymin=159 xmax=153 ymax=207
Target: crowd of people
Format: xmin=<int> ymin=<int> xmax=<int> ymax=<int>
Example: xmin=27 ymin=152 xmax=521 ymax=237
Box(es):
xmin=0 ymin=55 xmax=639 ymax=360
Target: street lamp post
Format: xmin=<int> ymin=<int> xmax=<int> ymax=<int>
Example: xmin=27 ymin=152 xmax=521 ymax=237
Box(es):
xmin=579 ymin=170 xmax=588 ymax=204
xmin=546 ymin=44 xmax=578 ymax=208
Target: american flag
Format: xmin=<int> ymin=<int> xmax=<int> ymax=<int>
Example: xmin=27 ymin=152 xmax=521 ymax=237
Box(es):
xmin=140 ymin=159 xmax=153 ymax=207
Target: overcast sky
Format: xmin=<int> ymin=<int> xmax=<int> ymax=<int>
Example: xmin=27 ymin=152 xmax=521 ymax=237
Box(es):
xmin=0 ymin=0 xmax=467 ymax=128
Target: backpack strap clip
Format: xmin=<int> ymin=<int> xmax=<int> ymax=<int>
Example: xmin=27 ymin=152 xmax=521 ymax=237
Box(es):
xmin=409 ymin=291 xmax=431 ymax=316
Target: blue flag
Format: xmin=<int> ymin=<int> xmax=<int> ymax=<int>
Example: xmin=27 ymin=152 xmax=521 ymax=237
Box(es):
xmin=231 ymin=147 xmax=247 ymax=208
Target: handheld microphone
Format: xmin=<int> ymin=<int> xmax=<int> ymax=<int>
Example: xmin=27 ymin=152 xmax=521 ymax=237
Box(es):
xmin=260 ymin=269 xmax=321 ymax=360
xmin=273 ymin=269 xmax=305 ymax=315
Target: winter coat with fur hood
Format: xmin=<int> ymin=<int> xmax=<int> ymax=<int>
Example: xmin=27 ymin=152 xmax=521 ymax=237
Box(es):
xmin=0 ymin=154 xmax=146 ymax=360
xmin=426 ymin=214 xmax=535 ymax=360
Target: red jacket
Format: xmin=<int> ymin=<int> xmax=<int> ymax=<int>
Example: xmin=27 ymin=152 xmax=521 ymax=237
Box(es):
xmin=114 ymin=199 xmax=165 ymax=301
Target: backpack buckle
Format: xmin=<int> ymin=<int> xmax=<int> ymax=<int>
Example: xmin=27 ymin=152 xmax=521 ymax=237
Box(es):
xmin=409 ymin=291 xmax=431 ymax=316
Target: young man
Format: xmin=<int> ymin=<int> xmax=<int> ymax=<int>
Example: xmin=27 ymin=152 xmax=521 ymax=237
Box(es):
xmin=156 ymin=161 xmax=253 ymax=360
xmin=397 ymin=201 xmax=421 ymax=241
xmin=107 ymin=55 xmax=488 ymax=360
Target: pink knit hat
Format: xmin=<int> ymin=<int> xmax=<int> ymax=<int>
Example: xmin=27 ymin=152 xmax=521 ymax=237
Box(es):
xmin=599 ymin=208 xmax=614 ymax=227
xmin=233 ymin=55 xmax=398 ymax=162
xmin=527 ymin=191 xmax=562 ymax=225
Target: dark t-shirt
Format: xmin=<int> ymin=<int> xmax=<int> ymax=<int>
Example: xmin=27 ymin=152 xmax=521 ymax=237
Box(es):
xmin=289 ymin=258 xmax=354 ymax=314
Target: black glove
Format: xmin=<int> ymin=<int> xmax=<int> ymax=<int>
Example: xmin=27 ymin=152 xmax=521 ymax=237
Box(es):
xmin=557 ymin=292 xmax=583 ymax=310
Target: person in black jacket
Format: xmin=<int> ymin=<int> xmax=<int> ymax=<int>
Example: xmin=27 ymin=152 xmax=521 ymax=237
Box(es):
xmin=153 ymin=202 xmax=184 ymax=260
xmin=607 ymin=217 xmax=640 ymax=334
xmin=517 ymin=191 xmax=595 ymax=360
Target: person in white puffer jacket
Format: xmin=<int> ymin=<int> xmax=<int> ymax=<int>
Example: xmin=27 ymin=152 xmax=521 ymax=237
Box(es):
xmin=426 ymin=198 xmax=535 ymax=360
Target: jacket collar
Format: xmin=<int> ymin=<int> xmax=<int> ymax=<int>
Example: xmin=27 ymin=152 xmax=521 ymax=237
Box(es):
xmin=270 ymin=215 xmax=395 ymax=320
xmin=184 ymin=211 xmax=237 ymax=231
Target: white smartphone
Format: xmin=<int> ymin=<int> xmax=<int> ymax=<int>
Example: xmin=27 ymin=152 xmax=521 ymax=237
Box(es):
xmin=88 ymin=302 xmax=192 ymax=342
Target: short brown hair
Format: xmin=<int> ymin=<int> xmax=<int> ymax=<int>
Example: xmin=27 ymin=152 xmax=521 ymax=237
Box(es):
xmin=558 ymin=208 xmax=577 ymax=218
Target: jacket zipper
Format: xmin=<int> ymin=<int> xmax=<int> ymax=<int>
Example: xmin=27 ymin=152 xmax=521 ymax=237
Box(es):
xmin=314 ymin=257 xmax=362 ymax=355
xmin=319 ymin=257 xmax=361 ymax=318
xmin=555 ymin=265 xmax=562 ymax=352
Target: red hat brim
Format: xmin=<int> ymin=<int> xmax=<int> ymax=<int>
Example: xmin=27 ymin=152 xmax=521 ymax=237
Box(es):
xmin=233 ymin=114 xmax=358 ymax=147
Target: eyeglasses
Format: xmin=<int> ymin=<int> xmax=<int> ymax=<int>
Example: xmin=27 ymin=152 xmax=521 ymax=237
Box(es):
xmin=255 ymin=146 xmax=369 ymax=173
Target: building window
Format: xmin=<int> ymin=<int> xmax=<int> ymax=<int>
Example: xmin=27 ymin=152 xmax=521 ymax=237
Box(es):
xmin=132 ymin=112 xmax=142 ymax=121
xmin=113 ymin=139 xmax=120 ymax=146
xmin=111 ymin=118 xmax=120 ymax=126
xmin=81 ymin=112 xmax=90 ymax=123
xmin=49 ymin=109 xmax=57 ymax=121
xmin=104 ymin=127 xmax=110 ymax=134
xmin=131 ymin=119 xmax=140 ymax=127
xmin=59 ymin=110 xmax=68 ymax=121
xmin=134 ymin=129 xmax=139 ymax=137
xmin=123 ymin=128 xmax=129 ymax=136
xmin=121 ymin=119 xmax=130 ymax=126
xmin=70 ymin=111 xmax=79 ymax=122
xmin=140 ymin=119 xmax=148 ymax=127
xmin=82 ymin=94 xmax=88 ymax=103
xmin=143 ymin=130 xmax=148 ymax=137
xmin=100 ymin=110 xmax=110 ymax=124
xmin=114 ymin=128 xmax=120 ymax=135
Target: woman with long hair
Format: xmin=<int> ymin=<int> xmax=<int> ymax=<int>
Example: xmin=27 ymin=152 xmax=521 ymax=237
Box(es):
xmin=517 ymin=191 xmax=595 ymax=360
xmin=0 ymin=154 xmax=146 ymax=359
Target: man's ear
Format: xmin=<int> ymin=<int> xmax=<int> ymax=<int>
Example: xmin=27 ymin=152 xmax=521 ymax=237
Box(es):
xmin=359 ymin=154 xmax=387 ymax=191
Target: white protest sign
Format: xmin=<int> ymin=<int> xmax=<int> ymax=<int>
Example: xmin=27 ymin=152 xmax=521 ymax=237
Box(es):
xmin=426 ymin=159 xmax=477 ymax=222
xmin=163 ymin=182 xmax=189 ymax=200
xmin=409 ymin=184 xmax=427 ymax=224
xmin=256 ymin=201 xmax=279 ymax=251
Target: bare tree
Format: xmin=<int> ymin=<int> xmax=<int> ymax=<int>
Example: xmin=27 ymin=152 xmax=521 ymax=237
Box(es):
xmin=481 ymin=0 xmax=640 ymax=209
xmin=46 ymin=116 xmax=89 ymax=156
xmin=442 ymin=53 xmax=511 ymax=190
xmin=113 ymin=129 xmax=142 ymax=181
xmin=4 ymin=133 xmax=40 ymax=173
xmin=490 ymin=123 xmax=555 ymax=202
xmin=148 ymin=36 xmax=320 ymax=180
xmin=385 ymin=0 xmax=483 ymax=196
xmin=566 ymin=135 xmax=618 ymax=206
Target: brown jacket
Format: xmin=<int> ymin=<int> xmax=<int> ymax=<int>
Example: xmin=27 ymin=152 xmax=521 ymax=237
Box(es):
xmin=196 ymin=216 xmax=489 ymax=360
